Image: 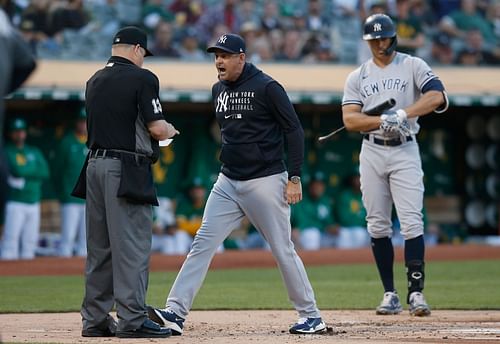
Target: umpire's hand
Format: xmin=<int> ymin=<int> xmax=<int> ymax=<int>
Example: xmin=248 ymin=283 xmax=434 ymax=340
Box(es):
xmin=286 ymin=180 xmax=302 ymax=205
xmin=148 ymin=119 xmax=180 ymax=140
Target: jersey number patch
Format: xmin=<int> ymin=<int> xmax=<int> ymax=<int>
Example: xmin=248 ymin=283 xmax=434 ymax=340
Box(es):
xmin=152 ymin=98 xmax=162 ymax=114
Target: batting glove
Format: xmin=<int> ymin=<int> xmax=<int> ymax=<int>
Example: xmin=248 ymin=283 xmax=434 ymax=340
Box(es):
xmin=380 ymin=112 xmax=399 ymax=133
xmin=380 ymin=109 xmax=411 ymax=136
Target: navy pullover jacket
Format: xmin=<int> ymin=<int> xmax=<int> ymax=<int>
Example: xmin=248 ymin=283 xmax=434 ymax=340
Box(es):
xmin=211 ymin=62 xmax=304 ymax=180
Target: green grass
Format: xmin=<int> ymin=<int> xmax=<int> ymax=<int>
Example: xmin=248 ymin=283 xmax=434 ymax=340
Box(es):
xmin=1 ymin=260 xmax=499 ymax=313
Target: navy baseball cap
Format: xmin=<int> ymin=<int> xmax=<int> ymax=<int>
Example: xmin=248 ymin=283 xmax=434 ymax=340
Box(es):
xmin=206 ymin=33 xmax=246 ymax=54
xmin=113 ymin=26 xmax=153 ymax=57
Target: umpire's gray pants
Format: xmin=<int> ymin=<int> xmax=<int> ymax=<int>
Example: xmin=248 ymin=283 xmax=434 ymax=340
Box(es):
xmin=166 ymin=172 xmax=321 ymax=319
xmin=81 ymin=157 xmax=152 ymax=332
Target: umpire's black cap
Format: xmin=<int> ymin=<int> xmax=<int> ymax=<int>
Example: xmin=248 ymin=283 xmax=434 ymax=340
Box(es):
xmin=113 ymin=26 xmax=153 ymax=57
xmin=206 ymin=33 xmax=246 ymax=54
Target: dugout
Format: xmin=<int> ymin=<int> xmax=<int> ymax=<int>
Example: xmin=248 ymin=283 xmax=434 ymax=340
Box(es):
xmin=4 ymin=60 xmax=500 ymax=243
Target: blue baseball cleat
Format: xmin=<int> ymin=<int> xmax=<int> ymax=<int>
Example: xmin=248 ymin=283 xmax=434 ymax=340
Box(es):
xmin=289 ymin=317 xmax=326 ymax=334
xmin=147 ymin=306 xmax=185 ymax=335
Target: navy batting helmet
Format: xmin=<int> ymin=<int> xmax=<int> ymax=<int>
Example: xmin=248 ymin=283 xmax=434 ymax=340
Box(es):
xmin=362 ymin=13 xmax=397 ymax=55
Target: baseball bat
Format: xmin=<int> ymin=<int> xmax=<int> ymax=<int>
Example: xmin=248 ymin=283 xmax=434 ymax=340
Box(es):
xmin=317 ymin=98 xmax=396 ymax=143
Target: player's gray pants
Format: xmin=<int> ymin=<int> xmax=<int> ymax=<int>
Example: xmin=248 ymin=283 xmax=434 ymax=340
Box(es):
xmin=166 ymin=172 xmax=321 ymax=319
xmin=81 ymin=157 xmax=152 ymax=332
xmin=360 ymin=138 xmax=424 ymax=240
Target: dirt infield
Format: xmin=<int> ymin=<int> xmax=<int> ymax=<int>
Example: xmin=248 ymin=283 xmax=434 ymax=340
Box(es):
xmin=1 ymin=244 xmax=500 ymax=343
xmin=1 ymin=310 xmax=500 ymax=344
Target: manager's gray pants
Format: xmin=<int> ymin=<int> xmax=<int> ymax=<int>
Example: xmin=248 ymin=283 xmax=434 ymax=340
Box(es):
xmin=166 ymin=172 xmax=321 ymax=319
xmin=81 ymin=157 xmax=152 ymax=332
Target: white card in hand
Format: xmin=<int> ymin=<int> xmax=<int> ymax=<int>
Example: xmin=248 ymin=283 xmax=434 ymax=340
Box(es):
xmin=159 ymin=138 xmax=173 ymax=147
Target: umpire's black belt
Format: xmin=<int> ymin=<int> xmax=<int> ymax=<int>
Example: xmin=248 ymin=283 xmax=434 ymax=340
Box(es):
xmin=363 ymin=134 xmax=413 ymax=147
xmin=89 ymin=149 xmax=152 ymax=163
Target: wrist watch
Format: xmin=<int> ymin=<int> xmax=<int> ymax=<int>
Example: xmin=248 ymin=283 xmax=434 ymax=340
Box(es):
xmin=290 ymin=176 xmax=301 ymax=184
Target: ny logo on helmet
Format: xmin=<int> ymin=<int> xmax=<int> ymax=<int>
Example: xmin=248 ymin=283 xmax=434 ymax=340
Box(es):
xmin=218 ymin=35 xmax=227 ymax=44
xmin=373 ymin=23 xmax=382 ymax=32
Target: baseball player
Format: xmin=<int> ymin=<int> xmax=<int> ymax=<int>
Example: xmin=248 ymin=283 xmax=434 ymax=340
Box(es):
xmin=342 ymin=14 xmax=448 ymax=316
xmin=1 ymin=118 xmax=49 ymax=260
xmin=148 ymin=33 xmax=326 ymax=335
xmin=56 ymin=108 xmax=88 ymax=257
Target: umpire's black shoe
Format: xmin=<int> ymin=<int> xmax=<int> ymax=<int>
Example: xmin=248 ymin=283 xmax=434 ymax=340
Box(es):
xmin=81 ymin=314 xmax=117 ymax=337
xmin=116 ymin=318 xmax=171 ymax=338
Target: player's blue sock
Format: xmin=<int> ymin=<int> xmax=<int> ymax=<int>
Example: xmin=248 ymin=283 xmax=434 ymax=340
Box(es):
xmin=371 ymin=237 xmax=395 ymax=292
xmin=404 ymin=235 xmax=424 ymax=262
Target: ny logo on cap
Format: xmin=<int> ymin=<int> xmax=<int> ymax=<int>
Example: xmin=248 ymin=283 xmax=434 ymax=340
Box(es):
xmin=218 ymin=35 xmax=228 ymax=44
xmin=373 ymin=23 xmax=382 ymax=32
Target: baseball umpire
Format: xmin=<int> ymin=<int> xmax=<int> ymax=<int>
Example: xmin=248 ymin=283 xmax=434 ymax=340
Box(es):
xmin=342 ymin=14 xmax=448 ymax=316
xmin=77 ymin=26 xmax=178 ymax=338
xmin=147 ymin=33 xmax=327 ymax=335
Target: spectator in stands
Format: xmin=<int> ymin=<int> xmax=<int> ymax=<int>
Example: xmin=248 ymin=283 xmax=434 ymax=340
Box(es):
xmin=195 ymin=0 xmax=242 ymax=46
xmin=306 ymin=0 xmax=330 ymax=34
xmin=275 ymin=28 xmax=305 ymax=61
xmin=439 ymin=0 xmax=497 ymax=50
xmin=168 ymin=0 xmax=203 ymax=26
xmin=486 ymin=1 xmax=500 ymax=59
xmin=18 ymin=0 xmax=54 ymax=55
xmin=335 ymin=172 xmax=370 ymax=249
xmin=268 ymin=28 xmax=285 ymax=59
xmin=238 ymin=0 xmax=260 ymax=27
xmin=150 ymin=20 xmax=180 ymax=57
xmin=291 ymin=171 xmax=337 ymax=250
xmin=239 ymin=21 xmax=269 ymax=63
xmin=429 ymin=0 xmax=461 ymax=21
xmin=115 ymin=0 xmax=142 ymax=26
xmin=56 ymin=108 xmax=88 ymax=257
xmin=48 ymin=0 xmax=89 ymax=37
xmin=1 ymin=118 xmax=49 ymax=260
xmin=75 ymin=0 xmax=119 ymax=60
xmin=301 ymin=34 xmax=336 ymax=63
xmin=330 ymin=0 xmax=362 ymax=63
xmin=429 ymin=32 xmax=455 ymax=65
xmin=455 ymin=29 xmax=500 ymax=65
xmin=249 ymin=36 xmax=274 ymax=62
xmin=409 ymin=0 xmax=438 ymax=34
xmin=393 ymin=0 xmax=425 ymax=56
xmin=177 ymin=26 xmax=206 ymax=61
xmin=142 ymin=0 xmax=174 ymax=35
xmin=260 ymin=1 xmax=283 ymax=32
xmin=289 ymin=9 xmax=308 ymax=32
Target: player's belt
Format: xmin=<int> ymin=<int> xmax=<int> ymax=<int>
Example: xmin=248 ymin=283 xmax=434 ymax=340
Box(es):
xmin=363 ymin=134 xmax=413 ymax=147
xmin=89 ymin=149 xmax=151 ymax=163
